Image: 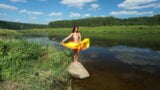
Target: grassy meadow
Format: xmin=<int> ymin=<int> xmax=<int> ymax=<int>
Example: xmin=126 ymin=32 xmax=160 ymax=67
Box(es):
xmin=19 ymin=25 xmax=160 ymax=49
xmin=0 ymin=29 xmax=22 ymax=38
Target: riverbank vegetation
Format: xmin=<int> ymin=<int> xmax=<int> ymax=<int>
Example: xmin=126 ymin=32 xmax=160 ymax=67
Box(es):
xmin=0 ymin=39 xmax=72 ymax=89
xmin=0 ymin=29 xmax=22 ymax=37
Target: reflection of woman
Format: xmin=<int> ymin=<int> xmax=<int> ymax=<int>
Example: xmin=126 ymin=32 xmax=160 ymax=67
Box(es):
xmin=61 ymin=26 xmax=81 ymax=63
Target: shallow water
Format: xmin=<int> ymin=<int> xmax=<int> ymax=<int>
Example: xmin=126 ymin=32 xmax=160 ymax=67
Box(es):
xmin=25 ymin=36 xmax=160 ymax=90
xmin=73 ymin=46 xmax=160 ymax=90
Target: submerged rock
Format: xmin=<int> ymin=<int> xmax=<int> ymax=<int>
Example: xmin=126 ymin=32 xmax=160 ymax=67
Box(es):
xmin=68 ymin=62 xmax=90 ymax=79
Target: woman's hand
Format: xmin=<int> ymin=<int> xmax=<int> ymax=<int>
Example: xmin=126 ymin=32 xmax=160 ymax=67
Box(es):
xmin=61 ymin=41 xmax=64 ymax=45
xmin=61 ymin=33 xmax=73 ymax=45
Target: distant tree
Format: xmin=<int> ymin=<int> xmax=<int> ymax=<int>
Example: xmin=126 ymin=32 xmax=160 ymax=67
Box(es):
xmin=49 ymin=15 xmax=160 ymax=28
xmin=1 ymin=15 xmax=160 ymax=29
xmin=0 ymin=20 xmax=48 ymax=30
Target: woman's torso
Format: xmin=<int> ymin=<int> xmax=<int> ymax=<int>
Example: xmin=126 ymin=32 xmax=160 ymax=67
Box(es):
xmin=72 ymin=32 xmax=80 ymax=43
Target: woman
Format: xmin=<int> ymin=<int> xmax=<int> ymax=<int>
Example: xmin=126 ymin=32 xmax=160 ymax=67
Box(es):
xmin=61 ymin=26 xmax=81 ymax=63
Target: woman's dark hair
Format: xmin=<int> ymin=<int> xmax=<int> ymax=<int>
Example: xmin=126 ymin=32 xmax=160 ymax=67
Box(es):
xmin=72 ymin=26 xmax=79 ymax=33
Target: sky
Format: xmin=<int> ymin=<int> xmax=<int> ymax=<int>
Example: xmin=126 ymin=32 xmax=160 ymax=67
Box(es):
xmin=0 ymin=0 xmax=160 ymax=24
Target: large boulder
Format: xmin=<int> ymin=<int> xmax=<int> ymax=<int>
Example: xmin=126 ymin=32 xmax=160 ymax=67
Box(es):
xmin=68 ymin=62 xmax=90 ymax=79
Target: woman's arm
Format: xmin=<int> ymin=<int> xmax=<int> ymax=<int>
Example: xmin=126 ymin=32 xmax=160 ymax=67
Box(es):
xmin=62 ymin=33 xmax=73 ymax=43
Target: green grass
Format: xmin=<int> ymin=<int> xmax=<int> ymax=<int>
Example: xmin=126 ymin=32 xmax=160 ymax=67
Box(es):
xmin=0 ymin=29 xmax=22 ymax=37
xmin=18 ymin=25 xmax=160 ymax=40
xmin=1 ymin=26 xmax=160 ymax=49
xmin=19 ymin=25 xmax=160 ymax=49
xmin=0 ymin=39 xmax=72 ymax=89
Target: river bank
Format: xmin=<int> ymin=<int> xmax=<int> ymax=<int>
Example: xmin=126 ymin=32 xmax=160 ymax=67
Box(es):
xmin=0 ymin=38 xmax=72 ymax=89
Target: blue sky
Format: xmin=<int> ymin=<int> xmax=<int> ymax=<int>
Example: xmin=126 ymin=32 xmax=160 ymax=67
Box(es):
xmin=0 ymin=0 xmax=160 ymax=24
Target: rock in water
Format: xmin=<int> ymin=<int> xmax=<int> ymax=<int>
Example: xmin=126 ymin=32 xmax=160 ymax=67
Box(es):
xmin=68 ymin=62 xmax=90 ymax=79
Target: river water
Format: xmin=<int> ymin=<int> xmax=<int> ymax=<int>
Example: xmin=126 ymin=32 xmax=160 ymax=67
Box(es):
xmin=25 ymin=36 xmax=160 ymax=90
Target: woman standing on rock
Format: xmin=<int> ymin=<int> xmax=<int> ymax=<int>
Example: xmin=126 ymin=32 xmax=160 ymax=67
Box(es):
xmin=61 ymin=26 xmax=90 ymax=63
xmin=61 ymin=26 xmax=81 ymax=63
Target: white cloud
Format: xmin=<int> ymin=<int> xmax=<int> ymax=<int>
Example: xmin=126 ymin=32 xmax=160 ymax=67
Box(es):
xmin=53 ymin=18 xmax=63 ymax=21
xmin=109 ymin=46 xmax=160 ymax=66
xmin=10 ymin=0 xmax=47 ymax=3
xmin=89 ymin=3 xmax=100 ymax=11
xmin=29 ymin=16 xmax=38 ymax=20
xmin=100 ymin=15 xmax=105 ymax=17
xmin=83 ymin=13 xmax=91 ymax=17
xmin=15 ymin=19 xmax=20 ymax=22
xmin=69 ymin=12 xmax=81 ymax=17
xmin=0 ymin=3 xmax=18 ymax=10
xmin=60 ymin=0 xmax=96 ymax=9
xmin=10 ymin=0 xmax=26 ymax=3
xmin=19 ymin=9 xmax=43 ymax=15
xmin=49 ymin=12 xmax=63 ymax=16
xmin=38 ymin=0 xmax=47 ymax=1
xmin=36 ymin=0 xmax=48 ymax=2
xmin=69 ymin=12 xmax=92 ymax=18
xmin=118 ymin=0 xmax=160 ymax=9
xmin=0 ymin=13 xmax=6 ymax=16
xmin=110 ymin=10 xmax=154 ymax=16
xmin=19 ymin=9 xmax=27 ymax=13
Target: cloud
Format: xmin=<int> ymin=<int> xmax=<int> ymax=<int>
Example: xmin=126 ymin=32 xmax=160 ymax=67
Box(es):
xmin=19 ymin=9 xmax=43 ymax=15
xmin=10 ymin=0 xmax=27 ymax=3
xmin=69 ymin=12 xmax=92 ymax=18
xmin=49 ymin=12 xmax=63 ymax=16
xmin=83 ymin=13 xmax=91 ymax=17
xmin=37 ymin=0 xmax=47 ymax=2
xmin=10 ymin=0 xmax=48 ymax=3
xmin=89 ymin=3 xmax=100 ymax=11
xmin=109 ymin=46 xmax=160 ymax=66
xmin=118 ymin=0 xmax=160 ymax=9
xmin=52 ymin=18 xmax=63 ymax=21
xmin=60 ymin=0 xmax=96 ymax=9
xmin=15 ymin=19 xmax=20 ymax=22
xmin=10 ymin=0 xmax=48 ymax=2
xmin=29 ymin=16 xmax=38 ymax=20
xmin=100 ymin=15 xmax=105 ymax=17
xmin=0 ymin=13 xmax=6 ymax=16
xmin=69 ymin=12 xmax=81 ymax=17
xmin=0 ymin=3 xmax=18 ymax=10
xmin=110 ymin=10 xmax=154 ymax=16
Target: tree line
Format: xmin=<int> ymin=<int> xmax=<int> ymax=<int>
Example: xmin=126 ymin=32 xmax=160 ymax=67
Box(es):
xmin=0 ymin=15 xmax=160 ymax=29
xmin=0 ymin=20 xmax=48 ymax=30
xmin=49 ymin=15 xmax=160 ymax=28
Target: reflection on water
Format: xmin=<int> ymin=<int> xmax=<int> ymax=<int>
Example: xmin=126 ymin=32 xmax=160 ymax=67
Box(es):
xmin=110 ymin=46 xmax=160 ymax=66
xmin=25 ymin=36 xmax=160 ymax=90
xmin=26 ymin=36 xmax=60 ymax=47
xmin=73 ymin=46 xmax=160 ymax=90
xmin=80 ymin=46 xmax=160 ymax=73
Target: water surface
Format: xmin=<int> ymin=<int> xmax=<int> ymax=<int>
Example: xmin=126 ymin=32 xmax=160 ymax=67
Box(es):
xmin=25 ymin=36 xmax=160 ymax=90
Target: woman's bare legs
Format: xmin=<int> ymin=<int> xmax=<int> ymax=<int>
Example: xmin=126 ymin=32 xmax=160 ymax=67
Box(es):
xmin=74 ymin=50 xmax=79 ymax=63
